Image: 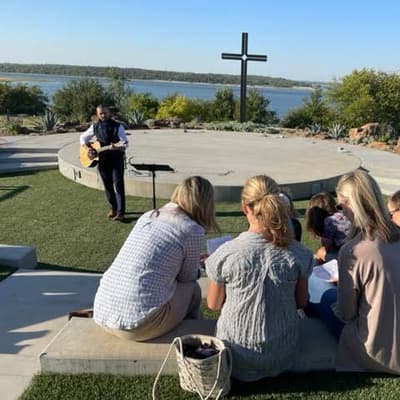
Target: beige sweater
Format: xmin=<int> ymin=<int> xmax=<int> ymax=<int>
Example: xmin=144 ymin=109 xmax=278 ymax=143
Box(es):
xmin=336 ymin=233 xmax=400 ymax=374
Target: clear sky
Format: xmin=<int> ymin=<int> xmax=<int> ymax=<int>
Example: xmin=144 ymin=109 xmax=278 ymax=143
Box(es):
xmin=1 ymin=0 xmax=399 ymax=82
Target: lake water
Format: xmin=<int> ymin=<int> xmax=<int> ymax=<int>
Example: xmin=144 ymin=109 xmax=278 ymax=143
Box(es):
xmin=0 ymin=72 xmax=312 ymax=117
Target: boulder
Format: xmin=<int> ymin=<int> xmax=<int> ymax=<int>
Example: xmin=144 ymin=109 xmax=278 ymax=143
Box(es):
xmin=349 ymin=123 xmax=381 ymax=144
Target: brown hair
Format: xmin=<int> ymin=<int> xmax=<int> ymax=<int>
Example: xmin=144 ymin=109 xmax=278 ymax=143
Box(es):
xmin=241 ymin=175 xmax=292 ymax=247
xmin=171 ymin=176 xmax=219 ymax=232
xmin=308 ymin=192 xmax=337 ymax=214
xmin=305 ymin=191 xmax=337 ymax=237
xmin=389 ymin=190 xmax=400 ymax=209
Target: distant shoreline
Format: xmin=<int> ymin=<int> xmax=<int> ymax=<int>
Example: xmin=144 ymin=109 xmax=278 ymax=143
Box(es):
xmin=0 ymin=72 xmax=314 ymax=91
xmin=0 ymin=62 xmax=316 ymax=89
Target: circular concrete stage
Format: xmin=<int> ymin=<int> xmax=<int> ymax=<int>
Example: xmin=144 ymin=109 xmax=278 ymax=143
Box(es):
xmin=58 ymin=129 xmax=361 ymax=201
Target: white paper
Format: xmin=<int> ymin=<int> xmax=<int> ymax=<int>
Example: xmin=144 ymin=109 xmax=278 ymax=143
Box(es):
xmin=308 ymin=259 xmax=338 ymax=303
xmin=312 ymin=259 xmax=338 ymax=282
xmin=206 ymin=235 xmax=232 ymax=254
xmin=308 ymin=273 xmax=335 ymax=303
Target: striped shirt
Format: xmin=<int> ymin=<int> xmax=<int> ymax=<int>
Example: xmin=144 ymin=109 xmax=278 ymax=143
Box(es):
xmin=206 ymin=232 xmax=313 ymax=381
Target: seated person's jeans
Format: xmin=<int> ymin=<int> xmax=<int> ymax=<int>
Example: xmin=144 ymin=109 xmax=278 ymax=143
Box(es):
xmin=307 ymin=288 xmax=344 ymax=340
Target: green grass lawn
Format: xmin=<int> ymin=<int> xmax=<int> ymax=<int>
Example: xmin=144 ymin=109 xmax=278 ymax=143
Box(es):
xmin=0 ymin=169 xmax=318 ymax=274
xmin=5 ymin=170 xmax=399 ymax=399
xmin=19 ymin=372 xmax=400 ymax=400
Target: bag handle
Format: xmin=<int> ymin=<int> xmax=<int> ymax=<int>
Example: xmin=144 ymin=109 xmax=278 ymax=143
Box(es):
xmin=152 ymin=336 xmax=232 ymax=400
xmin=152 ymin=337 xmax=179 ymax=400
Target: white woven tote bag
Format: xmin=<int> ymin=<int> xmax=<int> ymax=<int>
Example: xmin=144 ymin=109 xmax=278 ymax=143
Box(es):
xmin=152 ymin=334 xmax=232 ymax=400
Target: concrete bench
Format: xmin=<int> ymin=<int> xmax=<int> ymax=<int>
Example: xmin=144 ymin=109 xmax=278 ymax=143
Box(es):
xmin=39 ymin=317 xmax=337 ymax=376
xmin=0 ymin=244 xmax=37 ymax=269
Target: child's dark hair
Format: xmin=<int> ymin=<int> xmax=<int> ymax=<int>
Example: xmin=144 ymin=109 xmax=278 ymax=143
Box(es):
xmin=305 ymin=192 xmax=337 ymax=237
xmin=308 ymin=192 xmax=336 ymax=214
xmin=305 ymin=206 xmax=331 ymax=237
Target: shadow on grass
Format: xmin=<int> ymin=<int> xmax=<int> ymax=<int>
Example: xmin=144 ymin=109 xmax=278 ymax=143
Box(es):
xmin=296 ymin=208 xmax=306 ymax=217
xmin=216 ymin=211 xmax=243 ymax=217
xmin=230 ymin=372 xmax=378 ymax=396
xmin=0 ymin=184 xmax=30 ymax=201
xmin=37 ymin=262 xmax=102 ymax=274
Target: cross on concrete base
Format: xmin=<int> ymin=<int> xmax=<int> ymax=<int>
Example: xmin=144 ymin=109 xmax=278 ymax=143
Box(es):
xmin=221 ymin=32 xmax=267 ymax=122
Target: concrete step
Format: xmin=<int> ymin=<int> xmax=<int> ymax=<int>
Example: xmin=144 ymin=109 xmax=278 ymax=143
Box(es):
xmin=0 ymin=245 xmax=37 ymax=269
xmin=40 ymin=318 xmax=217 ymax=376
xmin=0 ymin=162 xmax=57 ymax=174
xmin=0 ymin=154 xmax=58 ymax=163
xmin=39 ymin=317 xmax=337 ymax=376
xmin=0 ymin=147 xmax=59 ymax=154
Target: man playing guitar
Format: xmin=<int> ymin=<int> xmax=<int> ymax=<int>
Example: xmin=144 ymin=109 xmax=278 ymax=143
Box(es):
xmin=80 ymin=105 xmax=128 ymax=221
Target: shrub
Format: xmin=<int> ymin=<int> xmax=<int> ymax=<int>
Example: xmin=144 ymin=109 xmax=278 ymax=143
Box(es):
xmin=281 ymin=107 xmax=313 ymax=129
xmin=128 ymin=92 xmax=159 ymax=119
xmin=205 ymin=121 xmax=271 ymax=133
xmin=0 ymin=83 xmax=47 ymax=115
xmin=246 ymin=88 xmax=278 ymax=124
xmin=281 ymin=86 xmax=335 ymax=129
xmin=156 ymin=94 xmax=197 ymax=122
xmin=53 ymin=78 xmax=113 ymax=123
xmin=212 ymin=88 xmax=235 ymax=121
xmin=0 ymin=116 xmax=25 ymax=135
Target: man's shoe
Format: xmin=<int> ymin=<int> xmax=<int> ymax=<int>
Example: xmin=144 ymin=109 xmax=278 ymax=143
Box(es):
xmin=113 ymin=214 xmax=124 ymax=222
xmin=68 ymin=308 xmax=93 ymax=320
xmin=107 ymin=209 xmax=117 ymax=218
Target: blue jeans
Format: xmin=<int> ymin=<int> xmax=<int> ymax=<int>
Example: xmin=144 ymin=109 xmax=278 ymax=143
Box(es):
xmin=317 ymin=288 xmax=344 ymax=340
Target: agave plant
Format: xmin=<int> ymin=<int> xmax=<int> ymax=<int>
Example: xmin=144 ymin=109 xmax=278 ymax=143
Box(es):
xmin=35 ymin=109 xmax=57 ymax=132
xmin=327 ymin=123 xmax=347 ymax=140
xmin=308 ymin=122 xmax=322 ymax=135
xmin=127 ymin=109 xmax=146 ymax=128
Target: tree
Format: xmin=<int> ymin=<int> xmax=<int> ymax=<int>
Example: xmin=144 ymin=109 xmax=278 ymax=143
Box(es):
xmin=246 ymin=88 xmax=278 ymax=124
xmin=106 ymin=67 xmax=132 ymax=118
xmin=327 ymin=69 xmax=400 ymax=132
xmin=53 ymin=78 xmax=113 ymax=123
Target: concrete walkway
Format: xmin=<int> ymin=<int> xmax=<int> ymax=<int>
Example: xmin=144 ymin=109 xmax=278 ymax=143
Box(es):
xmin=0 ymin=269 xmax=208 ymax=400
xmin=0 ymin=269 xmax=101 ymax=400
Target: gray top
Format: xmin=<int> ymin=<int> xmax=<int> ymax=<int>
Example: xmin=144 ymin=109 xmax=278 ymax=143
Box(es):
xmin=206 ymin=232 xmax=313 ymax=381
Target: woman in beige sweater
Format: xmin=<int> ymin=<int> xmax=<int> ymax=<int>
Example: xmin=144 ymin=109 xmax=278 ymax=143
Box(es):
xmin=325 ymin=170 xmax=400 ymax=373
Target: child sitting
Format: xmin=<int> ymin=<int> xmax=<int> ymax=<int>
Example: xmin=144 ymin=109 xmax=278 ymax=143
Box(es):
xmin=305 ymin=191 xmax=351 ymax=263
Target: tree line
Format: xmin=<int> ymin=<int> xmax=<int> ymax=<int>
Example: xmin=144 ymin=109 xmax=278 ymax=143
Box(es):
xmin=0 ymin=63 xmax=312 ymax=88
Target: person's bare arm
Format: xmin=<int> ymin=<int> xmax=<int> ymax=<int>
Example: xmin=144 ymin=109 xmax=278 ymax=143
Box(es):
xmin=295 ymin=276 xmax=308 ymax=309
xmin=207 ymin=281 xmax=226 ymax=311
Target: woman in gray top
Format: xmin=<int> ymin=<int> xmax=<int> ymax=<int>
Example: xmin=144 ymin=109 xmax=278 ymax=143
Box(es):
xmin=206 ymin=175 xmax=313 ymax=381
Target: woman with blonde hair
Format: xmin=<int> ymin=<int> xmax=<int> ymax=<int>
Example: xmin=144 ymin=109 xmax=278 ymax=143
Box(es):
xmin=206 ymin=175 xmax=313 ymax=381
xmin=93 ymin=176 xmax=218 ymax=341
xmin=321 ymin=169 xmax=400 ymax=373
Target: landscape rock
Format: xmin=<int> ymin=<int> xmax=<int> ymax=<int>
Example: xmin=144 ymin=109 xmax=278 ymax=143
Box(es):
xmin=349 ymin=122 xmax=381 ymax=144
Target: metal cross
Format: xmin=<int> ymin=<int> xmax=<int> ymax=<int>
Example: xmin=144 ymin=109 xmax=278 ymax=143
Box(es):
xmin=221 ymin=32 xmax=267 ymax=122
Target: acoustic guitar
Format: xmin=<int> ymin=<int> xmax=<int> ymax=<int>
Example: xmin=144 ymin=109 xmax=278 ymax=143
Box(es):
xmin=79 ymin=141 xmax=126 ymax=168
